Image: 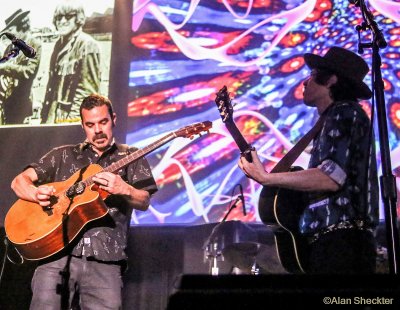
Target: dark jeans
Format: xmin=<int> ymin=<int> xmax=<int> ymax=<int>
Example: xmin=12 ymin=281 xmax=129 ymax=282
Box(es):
xmin=30 ymin=255 xmax=122 ymax=310
xmin=307 ymin=229 xmax=377 ymax=274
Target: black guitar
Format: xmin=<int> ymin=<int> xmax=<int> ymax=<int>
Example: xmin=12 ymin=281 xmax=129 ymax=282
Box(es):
xmin=215 ymin=85 xmax=308 ymax=273
xmin=258 ymin=169 xmax=309 ymax=273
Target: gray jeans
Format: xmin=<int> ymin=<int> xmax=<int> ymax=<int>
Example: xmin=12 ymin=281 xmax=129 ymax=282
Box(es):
xmin=30 ymin=255 xmax=123 ymax=310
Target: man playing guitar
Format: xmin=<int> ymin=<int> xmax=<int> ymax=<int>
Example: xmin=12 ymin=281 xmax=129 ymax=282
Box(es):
xmin=238 ymin=46 xmax=379 ymax=274
xmin=10 ymin=94 xmax=158 ymax=309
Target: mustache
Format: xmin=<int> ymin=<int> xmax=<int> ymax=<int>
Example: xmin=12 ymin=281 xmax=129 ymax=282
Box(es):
xmin=93 ymin=133 xmax=107 ymax=140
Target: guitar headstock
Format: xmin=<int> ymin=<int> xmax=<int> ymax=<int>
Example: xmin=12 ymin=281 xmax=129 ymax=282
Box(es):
xmin=215 ymin=85 xmax=233 ymax=123
xmin=175 ymin=121 xmax=212 ymax=139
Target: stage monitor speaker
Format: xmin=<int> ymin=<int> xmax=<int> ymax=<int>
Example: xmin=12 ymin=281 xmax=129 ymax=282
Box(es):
xmin=167 ymin=274 xmax=400 ymax=309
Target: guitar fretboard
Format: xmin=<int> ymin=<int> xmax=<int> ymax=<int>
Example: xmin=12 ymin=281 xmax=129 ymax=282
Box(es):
xmin=81 ymin=132 xmax=176 ymax=188
xmin=63 ymin=120 xmax=212 ymax=195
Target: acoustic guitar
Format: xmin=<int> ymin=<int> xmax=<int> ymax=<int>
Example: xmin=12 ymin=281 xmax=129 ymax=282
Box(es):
xmin=215 ymin=86 xmax=308 ymax=273
xmin=5 ymin=121 xmax=212 ymax=260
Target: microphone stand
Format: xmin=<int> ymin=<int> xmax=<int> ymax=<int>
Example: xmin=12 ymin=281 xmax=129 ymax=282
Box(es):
xmin=354 ymin=0 xmax=400 ymax=274
xmin=203 ymin=196 xmax=243 ymax=275
xmin=0 ymin=33 xmax=20 ymax=63
xmin=221 ymin=196 xmax=242 ymax=222
xmin=0 ymin=48 xmax=19 ymax=63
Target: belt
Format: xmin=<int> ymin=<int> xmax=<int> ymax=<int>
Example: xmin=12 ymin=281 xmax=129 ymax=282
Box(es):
xmin=75 ymin=255 xmax=125 ymax=266
xmin=308 ymin=220 xmax=374 ymax=244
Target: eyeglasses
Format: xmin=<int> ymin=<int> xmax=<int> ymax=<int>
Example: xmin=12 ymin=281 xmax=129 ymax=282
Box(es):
xmin=54 ymin=13 xmax=77 ymax=22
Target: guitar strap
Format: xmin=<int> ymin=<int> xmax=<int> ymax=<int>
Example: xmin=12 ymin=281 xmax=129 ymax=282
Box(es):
xmin=271 ymin=112 xmax=328 ymax=173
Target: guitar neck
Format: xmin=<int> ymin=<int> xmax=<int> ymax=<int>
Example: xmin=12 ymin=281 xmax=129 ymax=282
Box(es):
xmin=225 ymin=121 xmax=252 ymax=161
xmin=82 ymin=132 xmax=176 ymax=187
xmin=106 ymin=133 xmax=176 ymax=173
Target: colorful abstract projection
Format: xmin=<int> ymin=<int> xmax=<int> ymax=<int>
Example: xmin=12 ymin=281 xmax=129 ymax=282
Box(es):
xmin=127 ymin=0 xmax=400 ymax=224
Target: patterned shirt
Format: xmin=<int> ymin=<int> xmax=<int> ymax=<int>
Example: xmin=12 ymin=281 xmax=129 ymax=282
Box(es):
xmin=300 ymin=101 xmax=379 ymax=235
xmin=28 ymin=141 xmax=158 ymax=262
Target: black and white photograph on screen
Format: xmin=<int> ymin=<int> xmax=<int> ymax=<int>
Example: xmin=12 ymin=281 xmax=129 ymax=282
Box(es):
xmin=0 ymin=0 xmax=113 ymax=126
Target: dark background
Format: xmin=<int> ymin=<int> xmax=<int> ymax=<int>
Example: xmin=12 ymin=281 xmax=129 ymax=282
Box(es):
xmin=0 ymin=222 xmax=396 ymax=310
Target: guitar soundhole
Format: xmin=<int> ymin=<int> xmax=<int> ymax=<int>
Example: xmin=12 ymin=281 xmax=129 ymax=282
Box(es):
xmin=42 ymin=196 xmax=58 ymax=215
xmin=44 ymin=209 xmax=53 ymax=216
xmin=49 ymin=195 xmax=58 ymax=205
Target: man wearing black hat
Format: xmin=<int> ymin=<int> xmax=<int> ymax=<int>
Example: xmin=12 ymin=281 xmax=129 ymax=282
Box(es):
xmin=0 ymin=9 xmax=41 ymax=125
xmin=238 ymin=46 xmax=379 ymax=274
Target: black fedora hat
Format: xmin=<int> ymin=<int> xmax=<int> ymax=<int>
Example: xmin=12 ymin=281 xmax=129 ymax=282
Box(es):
xmin=1 ymin=9 xmax=30 ymax=33
xmin=304 ymin=46 xmax=372 ymax=99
